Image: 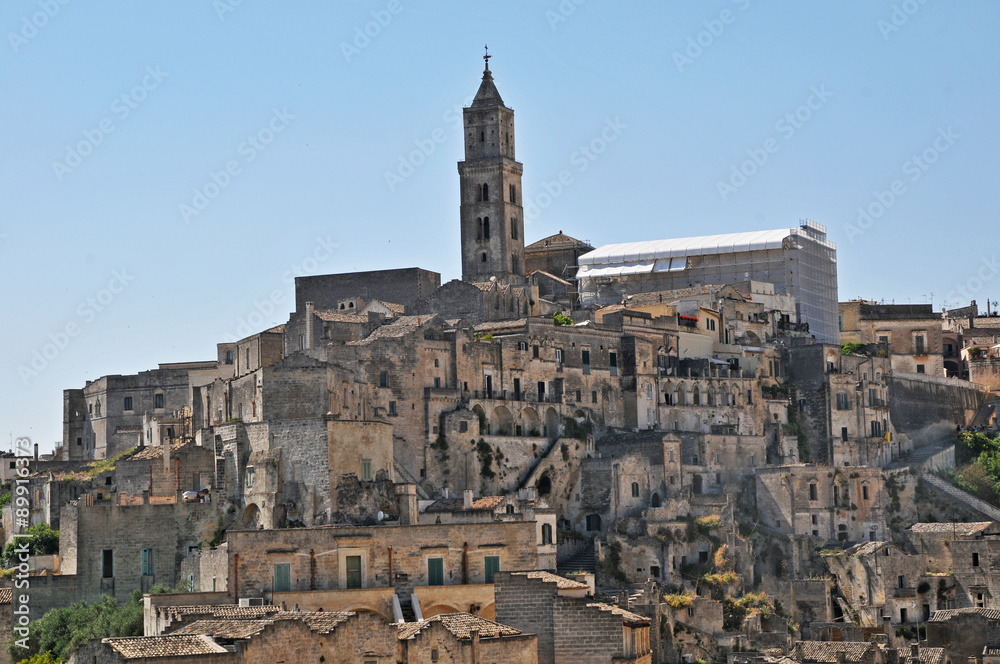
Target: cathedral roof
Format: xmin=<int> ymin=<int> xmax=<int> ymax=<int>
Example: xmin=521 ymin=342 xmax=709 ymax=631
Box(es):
xmin=472 ymin=66 xmax=505 ymax=107
xmin=525 ymin=232 xmax=593 ymax=253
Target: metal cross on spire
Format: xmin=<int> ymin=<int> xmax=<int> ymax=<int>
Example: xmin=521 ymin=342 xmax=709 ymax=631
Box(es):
xmin=484 ymin=44 xmax=491 ymax=69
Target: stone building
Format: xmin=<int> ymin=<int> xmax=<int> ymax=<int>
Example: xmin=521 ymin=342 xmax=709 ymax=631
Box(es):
xmin=755 ymin=465 xmax=889 ymax=544
xmin=524 ymin=231 xmax=594 ymax=282
xmin=494 ymin=570 xmax=652 ymax=664
xmin=577 ymin=220 xmax=839 ymax=343
xmin=839 ymin=301 xmax=944 ymax=378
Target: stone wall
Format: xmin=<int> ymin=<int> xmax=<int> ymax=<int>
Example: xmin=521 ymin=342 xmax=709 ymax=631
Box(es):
xmin=890 ymin=374 xmax=984 ymax=434
xmin=295 ymin=267 xmax=440 ymax=312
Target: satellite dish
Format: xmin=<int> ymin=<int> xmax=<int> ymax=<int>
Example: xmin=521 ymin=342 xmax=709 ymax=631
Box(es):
xmin=377 ymin=511 xmax=384 ymax=522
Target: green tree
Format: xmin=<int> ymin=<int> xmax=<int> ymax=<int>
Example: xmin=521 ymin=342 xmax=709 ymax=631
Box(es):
xmin=15 ymin=652 xmax=61 ymax=664
xmin=1 ymin=524 xmax=59 ymax=569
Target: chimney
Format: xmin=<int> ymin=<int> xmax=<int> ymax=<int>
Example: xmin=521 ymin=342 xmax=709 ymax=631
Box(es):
xmin=463 ymin=490 xmax=474 ymax=510
xmin=396 ymin=483 xmax=418 ymax=526
xmin=305 ymin=302 xmax=315 ymax=350
xmin=33 ymin=443 xmax=38 ymax=460
xmin=470 ymin=628 xmax=480 ymax=664
xmin=836 ymin=650 xmax=847 ymax=664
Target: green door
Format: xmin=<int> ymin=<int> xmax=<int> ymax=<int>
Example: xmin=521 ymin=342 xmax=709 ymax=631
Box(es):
xmin=485 ymin=556 xmax=500 ymax=584
xmin=346 ymin=555 xmax=362 ymax=589
xmin=428 ymin=557 xmax=444 ymax=586
xmin=274 ymin=563 xmax=290 ymax=592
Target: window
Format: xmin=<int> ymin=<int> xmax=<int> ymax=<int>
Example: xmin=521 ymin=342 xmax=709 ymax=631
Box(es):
xmin=915 ymin=335 xmax=926 ymax=354
xmin=842 ymin=427 xmax=849 ymax=442
xmin=862 ymin=485 xmax=869 ymax=500
xmin=582 ymin=349 xmax=591 ymax=370
xmin=225 ymin=350 xmax=234 ymax=364
xmin=592 ymin=391 xmax=598 ymax=404
xmin=537 ymin=381 xmax=545 ymax=400
xmin=361 ymin=459 xmax=373 ymax=482
xmin=509 ymin=183 xmax=517 ymax=203
xmin=511 ymin=217 xmax=518 ymax=240
xmin=631 ymin=482 xmax=639 ymax=497
xmin=155 ymin=393 xmax=164 ymax=409
xmin=555 ymin=349 xmax=563 ymax=365
xmin=811 ymin=514 xmax=818 ymax=525
xmin=973 ymin=552 xmax=980 ymax=567
xmin=668 ymin=450 xmax=675 ymax=462
xmin=836 ymin=393 xmax=849 ymax=410
xmin=102 ymin=550 xmax=114 ymax=578
xmin=345 ymin=555 xmax=362 ymax=589
xmin=514 ymin=378 xmax=521 ymax=399
xmin=481 ymin=252 xmax=487 ymax=262
xmin=898 ymin=575 xmax=905 ymax=589
xmin=274 ymin=563 xmax=290 ymax=592
xmin=389 ymin=401 xmax=397 ymax=416
xmin=575 ymin=389 xmax=581 ymax=402
xmin=518 ymin=341 xmax=528 ymax=351
xmin=541 ymin=523 xmax=553 ymax=545
xmin=481 ymin=183 xmax=489 ymax=202
xmin=142 ymin=548 xmax=154 ymax=576
xmin=246 ymin=348 xmax=250 ymax=366
xmin=532 ymin=345 xmax=539 ymax=359
xmin=245 ymin=467 xmax=254 ymax=489
xmin=917 ymin=364 xmax=925 ymax=374
xmin=609 ymin=351 xmax=618 ymax=375
xmin=483 ymin=217 xmax=490 ymax=239
xmin=809 ymin=483 xmax=818 ymax=501
xmin=434 ymin=377 xmax=441 ymax=388
xmin=586 ymin=514 xmax=602 ymax=531
xmin=379 ymin=371 xmax=389 ymax=387
xmin=124 ymin=396 xmax=133 ymax=411
xmin=428 ymin=557 xmax=444 ymax=586
xmin=900 ymin=607 xmax=908 ymax=623
xmin=485 ymin=555 xmax=500 ymax=584
xmin=434 ymin=358 xmax=439 ymax=368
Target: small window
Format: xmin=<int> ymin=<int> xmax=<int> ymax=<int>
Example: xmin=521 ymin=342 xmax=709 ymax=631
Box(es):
xmin=518 ymin=341 xmax=528 ymax=351
xmin=102 ymin=549 xmax=114 ymax=578
xmin=809 ymin=483 xmax=818 ymax=501
xmin=459 ymin=421 xmax=469 ymax=433
xmin=155 ymin=393 xmax=164 ymax=409
xmin=428 ymin=557 xmax=444 ymax=586
xmin=379 ymin=371 xmax=389 ymax=388
xmin=842 ymin=426 xmax=849 ymax=442
xmin=592 ymin=391 xmax=598 ymax=404
xmin=346 ymin=555 xmax=362 ymax=589
xmin=631 ymin=482 xmax=639 ymax=497
xmin=555 ymin=349 xmax=563 ymax=364
xmin=124 ymin=397 xmax=133 ymax=411
xmin=973 ymin=552 xmax=981 ymax=567
xmin=389 ymin=401 xmax=397 ymax=416
xmin=484 ymin=555 xmax=500 ymax=584
xmin=434 ymin=377 xmax=441 ymax=388
xmin=542 ymin=524 xmax=553 ymax=545
xmin=898 ymin=576 xmax=905 ymax=589
xmin=245 ymin=467 xmax=254 ymax=489
xmin=225 ymin=350 xmax=234 ymax=364
xmin=361 ymin=459 xmax=373 ymax=482
xmin=917 ymin=364 xmax=925 ymax=374
xmin=811 ymin=514 xmax=818 ymax=525
xmin=274 ymin=563 xmax=291 ymax=592
xmin=862 ymin=485 xmax=870 ymax=500
xmin=141 ymin=547 xmax=154 ymax=576
xmin=532 ymin=345 xmax=540 ymax=358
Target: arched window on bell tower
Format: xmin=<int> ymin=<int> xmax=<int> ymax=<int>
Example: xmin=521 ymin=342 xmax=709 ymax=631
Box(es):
xmin=481 ymin=183 xmax=489 ymax=202
xmin=483 ymin=217 xmax=490 ymax=240
xmin=476 ymin=218 xmax=483 ymax=241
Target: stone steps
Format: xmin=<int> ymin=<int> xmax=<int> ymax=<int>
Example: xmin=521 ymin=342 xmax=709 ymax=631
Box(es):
xmin=921 ymin=473 xmax=1000 ymax=522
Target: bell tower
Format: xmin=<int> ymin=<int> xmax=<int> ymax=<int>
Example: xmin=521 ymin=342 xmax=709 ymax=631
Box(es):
xmin=459 ymin=48 xmax=525 ymax=285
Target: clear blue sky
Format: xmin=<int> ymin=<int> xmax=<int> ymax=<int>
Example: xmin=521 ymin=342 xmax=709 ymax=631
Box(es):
xmin=3 ymin=2 xmax=998 ymax=452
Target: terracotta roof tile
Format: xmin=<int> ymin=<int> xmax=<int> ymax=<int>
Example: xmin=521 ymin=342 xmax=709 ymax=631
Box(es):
xmin=397 ymin=613 xmax=521 ymax=640
xmin=105 ymin=634 xmax=227 ymax=658
xmin=910 ymin=522 xmax=995 ymax=535
xmin=511 ymin=570 xmax=589 ymax=590
xmin=797 ymin=641 xmax=875 ymax=663
xmin=0 ymin=588 xmax=12 ymax=605
xmin=928 ymin=607 xmax=1000 ymax=622
xmin=586 ymin=602 xmax=651 ymax=625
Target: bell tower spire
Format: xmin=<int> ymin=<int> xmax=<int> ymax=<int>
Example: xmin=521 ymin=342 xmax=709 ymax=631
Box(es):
xmin=458 ymin=52 xmax=525 ymax=285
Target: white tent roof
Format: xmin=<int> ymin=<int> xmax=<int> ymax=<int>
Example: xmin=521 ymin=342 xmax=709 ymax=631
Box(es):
xmin=578 ymin=228 xmax=801 ymax=267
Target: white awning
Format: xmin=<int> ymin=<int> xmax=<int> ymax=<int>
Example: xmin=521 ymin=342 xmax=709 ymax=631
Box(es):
xmin=577 ymin=261 xmax=654 ymax=279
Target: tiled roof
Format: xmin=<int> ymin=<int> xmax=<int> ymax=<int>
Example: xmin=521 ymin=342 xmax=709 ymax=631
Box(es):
xmin=586 ymin=602 xmax=651 ymax=626
xmin=928 ymin=607 xmax=1000 ymax=622
xmin=351 ymin=315 xmax=434 ymax=345
xmin=473 ymin=319 xmax=529 ymax=333
xmin=851 ymin=541 xmax=891 ymax=557
xmin=273 ymin=611 xmax=355 ymax=633
xmin=105 ymin=634 xmax=227 ymax=658
xmin=128 ymin=440 xmax=192 ymax=461
xmin=524 ymin=232 xmax=593 ymax=252
xmin=797 ymin=641 xmax=874 ymax=662
xmin=265 ymin=324 xmax=285 ymax=334
xmin=314 ymin=310 xmax=368 ymax=323
xmin=910 ymin=522 xmax=995 ymax=535
xmin=424 ymin=495 xmax=505 ymax=513
xmin=172 ymin=619 xmax=270 ymax=640
xmin=912 ymin=647 xmax=945 ymax=664
xmin=0 ymin=588 xmax=12 ymax=605
xmin=510 ymin=570 xmax=589 ymax=590
xmin=161 ymin=605 xmax=281 ymax=620
xmin=397 ymin=613 xmax=521 ymax=640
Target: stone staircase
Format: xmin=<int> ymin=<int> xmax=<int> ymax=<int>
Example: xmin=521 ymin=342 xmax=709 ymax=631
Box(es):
xmin=557 ymin=540 xmax=597 ymax=575
xmin=921 ymin=473 xmax=1000 ymax=522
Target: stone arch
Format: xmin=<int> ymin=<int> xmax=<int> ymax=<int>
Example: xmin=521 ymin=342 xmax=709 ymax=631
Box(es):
xmin=573 ymin=409 xmax=587 ymax=421
xmin=521 ymin=407 xmax=541 ymax=436
xmin=490 ymin=406 xmax=514 ymax=435
xmin=585 ymin=513 xmax=602 ymax=531
xmin=746 ymin=331 xmax=762 ymax=344
xmin=692 ymin=386 xmax=701 ymax=406
xmin=537 ymin=474 xmax=552 ymax=496
xmin=731 ymin=386 xmax=741 ymax=406
xmin=422 ymin=602 xmax=468 ymax=619
xmin=544 ymin=407 xmax=560 ymax=440
xmin=471 ymin=404 xmax=487 ymax=435
xmin=651 ymin=492 xmax=662 ymax=508
xmin=241 ymin=503 xmax=261 ymax=529
xmin=348 ymin=604 xmax=394 ymax=622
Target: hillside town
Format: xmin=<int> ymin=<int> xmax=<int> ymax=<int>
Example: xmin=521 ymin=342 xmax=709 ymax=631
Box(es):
xmin=7 ymin=59 xmax=1000 ymax=664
